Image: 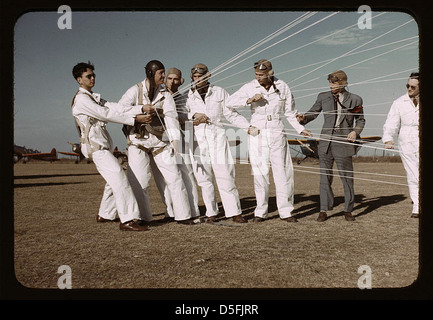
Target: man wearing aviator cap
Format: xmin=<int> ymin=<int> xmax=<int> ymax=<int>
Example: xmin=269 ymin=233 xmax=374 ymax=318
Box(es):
xmin=118 ymin=60 xmax=197 ymax=225
xmin=227 ymin=59 xmax=312 ymax=223
xmin=297 ymin=70 xmax=365 ymax=222
xmin=185 ymin=63 xmax=251 ymax=223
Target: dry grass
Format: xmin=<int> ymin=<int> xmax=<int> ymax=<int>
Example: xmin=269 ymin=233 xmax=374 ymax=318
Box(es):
xmin=13 ymin=160 xmax=419 ymax=292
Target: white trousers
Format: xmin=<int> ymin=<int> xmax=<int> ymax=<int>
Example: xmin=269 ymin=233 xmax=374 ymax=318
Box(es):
xmin=190 ymin=127 xmax=242 ymax=218
xmin=249 ymin=129 xmax=295 ymax=219
xmin=93 ymin=149 xmax=140 ymax=223
xmin=400 ymin=151 xmax=419 ymax=213
xmin=127 ymin=145 xmax=192 ymax=221
xmin=152 ymin=152 xmax=200 ymax=218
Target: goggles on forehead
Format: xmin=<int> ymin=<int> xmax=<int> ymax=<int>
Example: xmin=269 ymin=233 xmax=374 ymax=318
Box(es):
xmin=254 ymin=62 xmax=269 ymax=70
xmin=191 ymin=67 xmax=208 ymax=75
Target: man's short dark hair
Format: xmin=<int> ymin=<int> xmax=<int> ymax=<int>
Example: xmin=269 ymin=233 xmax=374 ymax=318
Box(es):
xmin=409 ymin=72 xmax=419 ymax=81
xmin=72 ymin=61 xmax=94 ymax=79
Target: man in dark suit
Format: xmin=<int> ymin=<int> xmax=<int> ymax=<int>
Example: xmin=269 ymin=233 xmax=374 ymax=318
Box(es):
xmin=297 ymin=70 xmax=365 ymax=221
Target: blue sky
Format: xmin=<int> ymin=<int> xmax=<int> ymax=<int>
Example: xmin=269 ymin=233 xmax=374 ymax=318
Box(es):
xmin=14 ymin=10 xmax=418 ymax=157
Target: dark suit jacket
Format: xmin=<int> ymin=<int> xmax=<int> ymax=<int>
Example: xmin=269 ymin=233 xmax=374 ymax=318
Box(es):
xmin=302 ymin=90 xmax=365 ymax=157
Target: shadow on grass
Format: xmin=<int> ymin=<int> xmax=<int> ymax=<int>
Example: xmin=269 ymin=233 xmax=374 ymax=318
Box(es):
xmin=292 ymin=193 xmax=407 ymax=219
xmin=14 ymin=182 xmax=86 ymax=188
xmin=14 ymin=173 xmax=99 ymax=179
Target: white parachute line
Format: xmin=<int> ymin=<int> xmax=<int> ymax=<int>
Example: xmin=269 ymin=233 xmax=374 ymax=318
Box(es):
xmin=229 ymin=157 xmax=408 ymax=187
xmin=293 ymin=74 xmax=414 ymax=100
xmin=291 ymin=163 xmax=408 ymax=179
xmin=287 ymin=130 xmax=400 ymax=153
xmin=292 ymin=168 xmax=409 ymax=187
xmin=290 ymin=39 xmax=417 ymax=91
xmin=276 ymin=36 xmax=417 ymax=77
xmin=187 ymin=147 xmax=407 ymax=186
xmin=223 ymin=36 xmax=417 ymax=91
xmin=210 ymin=12 xmax=316 ymax=75
xmin=218 ymin=121 xmax=400 ymax=154
xmin=269 ymin=12 xmax=388 ymax=63
xmin=338 ymin=40 xmax=418 ymax=70
xmin=292 ymin=76 xmax=410 ymax=94
xmin=288 ymin=19 xmax=415 ymax=86
xmin=175 ymin=12 xmax=317 ymax=96
xmin=209 ymin=12 xmax=338 ymax=81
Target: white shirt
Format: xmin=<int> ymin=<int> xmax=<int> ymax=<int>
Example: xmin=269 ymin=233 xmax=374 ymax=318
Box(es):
xmin=72 ymin=87 xmax=140 ymax=156
xmin=335 ymin=92 xmax=345 ymax=128
xmin=226 ymin=78 xmax=305 ymax=133
xmin=185 ymin=84 xmax=250 ymax=129
xmin=383 ymin=93 xmax=419 ymax=154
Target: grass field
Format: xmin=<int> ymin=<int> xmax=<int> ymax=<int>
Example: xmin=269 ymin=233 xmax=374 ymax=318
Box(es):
xmin=12 ymin=159 xmax=419 ymax=294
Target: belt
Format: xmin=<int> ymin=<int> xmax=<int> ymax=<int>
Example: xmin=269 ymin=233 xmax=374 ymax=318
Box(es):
xmin=266 ymin=115 xmax=280 ymax=121
xmin=134 ymin=144 xmax=167 ymax=157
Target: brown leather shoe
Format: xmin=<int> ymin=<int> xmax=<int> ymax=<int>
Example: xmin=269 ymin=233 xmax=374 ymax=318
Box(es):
xmin=344 ymin=212 xmax=356 ymax=221
xmin=97 ymin=215 xmax=119 ymax=223
xmin=283 ymin=216 xmax=298 ymax=223
xmin=232 ymin=215 xmax=247 ymax=223
xmin=119 ymin=220 xmax=149 ymax=231
xmin=411 ymin=213 xmax=419 ymax=218
xmin=317 ymin=211 xmax=327 ymax=222
xmin=206 ymin=216 xmax=218 ymax=223
xmin=252 ymin=217 xmax=265 ymax=223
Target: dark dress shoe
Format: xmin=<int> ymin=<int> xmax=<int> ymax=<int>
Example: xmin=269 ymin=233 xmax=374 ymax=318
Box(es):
xmin=232 ymin=215 xmax=247 ymax=223
xmin=317 ymin=211 xmax=327 ymax=222
xmin=119 ymin=220 xmax=149 ymax=231
xmin=282 ymin=216 xmax=298 ymax=223
xmin=160 ymin=217 xmax=175 ymax=223
xmin=410 ymin=213 xmax=419 ymax=218
xmin=206 ymin=216 xmax=218 ymax=223
xmin=252 ymin=217 xmax=265 ymax=223
xmin=137 ymin=220 xmax=150 ymax=226
xmin=97 ymin=215 xmax=119 ymax=223
xmin=344 ymin=212 xmax=356 ymax=221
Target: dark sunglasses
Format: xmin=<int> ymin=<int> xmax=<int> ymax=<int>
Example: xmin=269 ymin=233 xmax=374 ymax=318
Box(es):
xmin=85 ymin=73 xmax=96 ymax=79
xmin=406 ymin=84 xmax=417 ymax=90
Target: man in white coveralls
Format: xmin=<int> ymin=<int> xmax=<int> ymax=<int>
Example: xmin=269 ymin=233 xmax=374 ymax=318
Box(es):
xmin=153 ymin=67 xmax=201 ymax=222
xmin=226 ymin=59 xmax=312 ymax=223
xmin=383 ymin=72 xmax=420 ymax=218
xmin=118 ymin=60 xmax=198 ymax=225
xmin=185 ymin=63 xmax=254 ymax=223
xmin=71 ymin=62 xmax=149 ymax=231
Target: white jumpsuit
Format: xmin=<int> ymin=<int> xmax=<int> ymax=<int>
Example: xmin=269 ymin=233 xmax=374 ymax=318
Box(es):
xmin=226 ymin=78 xmax=306 ymax=219
xmin=118 ymin=81 xmax=192 ymax=222
xmin=185 ymin=85 xmax=250 ymax=218
xmin=72 ymin=87 xmax=142 ymax=223
xmin=383 ymin=93 xmax=419 ymax=214
xmin=152 ymin=91 xmax=201 ymax=219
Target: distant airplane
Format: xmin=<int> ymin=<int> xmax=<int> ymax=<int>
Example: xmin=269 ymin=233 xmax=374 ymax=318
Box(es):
xmin=58 ymin=142 xmax=89 ymax=164
xmin=288 ymin=136 xmax=382 ymax=165
xmin=58 ymin=142 xmax=128 ymax=164
xmin=14 ymin=145 xmax=59 ymax=163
